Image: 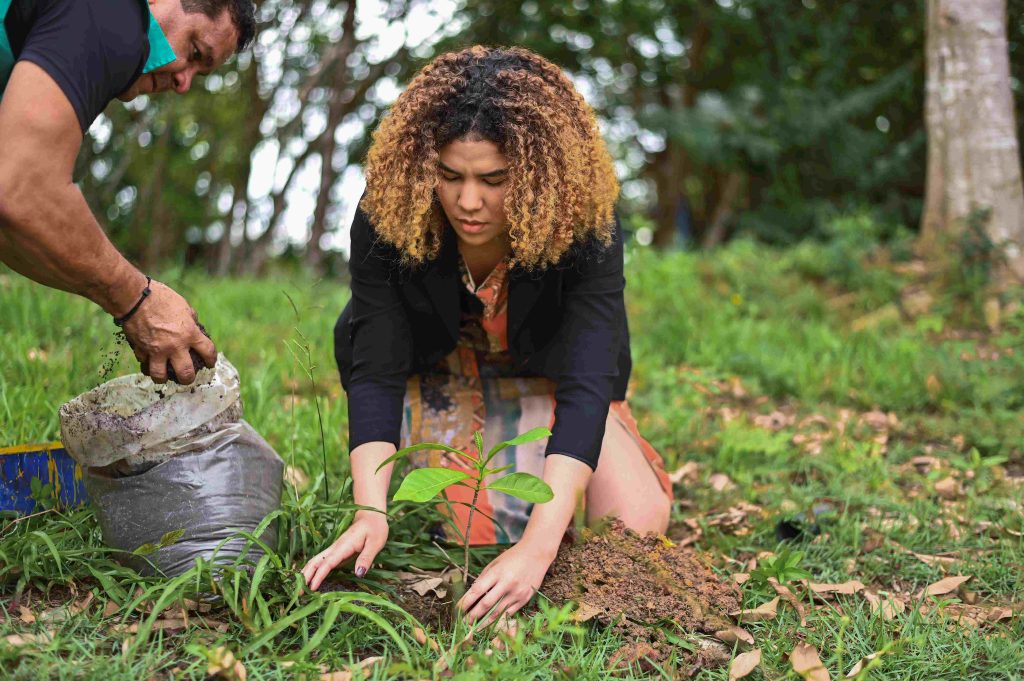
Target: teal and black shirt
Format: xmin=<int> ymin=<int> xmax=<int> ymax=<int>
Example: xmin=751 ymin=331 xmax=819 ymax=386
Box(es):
xmin=0 ymin=0 xmax=177 ymax=132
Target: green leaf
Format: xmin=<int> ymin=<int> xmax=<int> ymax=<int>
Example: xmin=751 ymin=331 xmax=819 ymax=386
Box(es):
xmin=158 ymin=529 xmax=186 ymax=547
xmin=486 ymin=472 xmax=554 ymax=503
xmin=376 ymin=442 xmax=475 ymax=473
xmin=474 ymin=431 xmax=484 ymax=456
xmin=133 ymin=543 xmax=159 ymax=556
xmin=393 ymin=468 xmax=472 ymax=503
xmin=485 ymin=427 xmax=552 ymax=464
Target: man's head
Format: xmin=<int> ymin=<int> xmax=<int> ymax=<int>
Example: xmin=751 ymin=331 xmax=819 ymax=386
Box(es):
xmin=118 ymin=0 xmax=256 ymax=101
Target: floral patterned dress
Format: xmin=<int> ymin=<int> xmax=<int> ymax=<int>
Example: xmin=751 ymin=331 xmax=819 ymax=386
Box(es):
xmin=400 ymin=257 xmax=671 ymax=545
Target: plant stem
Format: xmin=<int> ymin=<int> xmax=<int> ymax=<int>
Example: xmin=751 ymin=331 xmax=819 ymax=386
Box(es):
xmin=463 ymin=479 xmax=482 ymax=583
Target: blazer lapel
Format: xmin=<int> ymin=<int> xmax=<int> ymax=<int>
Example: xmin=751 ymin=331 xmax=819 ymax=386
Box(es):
xmin=422 ymin=225 xmax=460 ymax=345
xmin=508 ymin=266 xmax=546 ymax=345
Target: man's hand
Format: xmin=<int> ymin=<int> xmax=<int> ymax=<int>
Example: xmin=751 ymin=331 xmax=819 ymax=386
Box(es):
xmin=457 ymin=540 xmax=556 ymax=625
xmin=121 ymin=280 xmax=217 ymax=385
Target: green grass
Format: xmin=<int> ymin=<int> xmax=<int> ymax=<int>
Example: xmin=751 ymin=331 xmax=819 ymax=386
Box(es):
xmin=2 ymin=235 xmax=1023 ymax=679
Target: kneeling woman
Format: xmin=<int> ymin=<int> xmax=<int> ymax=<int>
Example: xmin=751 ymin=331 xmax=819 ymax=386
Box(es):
xmin=302 ymin=46 xmax=672 ymax=622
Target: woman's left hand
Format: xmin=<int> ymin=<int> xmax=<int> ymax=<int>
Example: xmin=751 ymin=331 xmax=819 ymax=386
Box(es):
xmin=458 ymin=540 xmax=556 ymax=625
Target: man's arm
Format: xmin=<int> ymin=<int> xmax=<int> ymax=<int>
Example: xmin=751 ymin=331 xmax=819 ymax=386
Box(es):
xmin=0 ymin=61 xmax=215 ymax=384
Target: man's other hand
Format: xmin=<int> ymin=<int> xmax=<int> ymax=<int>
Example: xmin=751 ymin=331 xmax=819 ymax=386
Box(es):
xmin=121 ymin=281 xmax=217 ymax=385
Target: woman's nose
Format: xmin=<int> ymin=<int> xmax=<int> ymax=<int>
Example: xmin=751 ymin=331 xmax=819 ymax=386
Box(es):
xmin=458 ymin=184 xmax=483 ymax=212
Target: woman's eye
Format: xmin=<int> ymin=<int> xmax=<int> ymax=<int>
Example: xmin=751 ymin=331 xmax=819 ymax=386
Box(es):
xmin=193 ymin=45 xmax=202 ymax=61
xmin=484 ymin=179 xmax=506 ymax=187
xmin=441 ymin=174 xmax=459 ymax=182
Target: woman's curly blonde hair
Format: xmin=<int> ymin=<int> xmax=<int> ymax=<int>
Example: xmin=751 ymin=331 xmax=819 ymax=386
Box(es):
xmin=361 ymin=45 xmax=619 ymax=270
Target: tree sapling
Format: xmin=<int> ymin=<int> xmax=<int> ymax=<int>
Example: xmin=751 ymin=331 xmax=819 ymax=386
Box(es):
xmin=376 ymin=427 xmax=554 ymax=583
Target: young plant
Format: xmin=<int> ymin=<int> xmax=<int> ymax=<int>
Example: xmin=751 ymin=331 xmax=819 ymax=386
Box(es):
xmin=749 ymin=546 xmax=813 ymax=585
xmin=376 ymin=427 xmax=554 ymax=582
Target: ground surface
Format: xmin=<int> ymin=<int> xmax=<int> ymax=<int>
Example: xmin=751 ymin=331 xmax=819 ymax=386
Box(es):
xmin=1 ymin=234 xmax=1023 ymax=679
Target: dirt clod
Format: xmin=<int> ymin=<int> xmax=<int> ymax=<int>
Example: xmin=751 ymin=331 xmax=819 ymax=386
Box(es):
xmin=543 ymin=520 xmax=740 ymax=637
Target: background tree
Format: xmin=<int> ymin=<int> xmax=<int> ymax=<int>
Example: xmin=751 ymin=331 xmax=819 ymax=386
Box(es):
xmin=71 ymin=0 xmax=1024 ymax=268
xmin=77 ymin=0 xmax=450 ymax=275
xmin=922 ymin=0 xmax=1024 ymax=284
xmin=444 ymin=0 xmax=926 ymax=247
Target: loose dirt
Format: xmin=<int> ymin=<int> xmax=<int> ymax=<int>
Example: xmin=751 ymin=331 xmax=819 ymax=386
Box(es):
xmin=542 ymin=520 xmax=740 ymax=636
xmin=324 ymin=521 xmax=742 ymax=671
xmin=542 ymin=520 xmax=741 ymax=671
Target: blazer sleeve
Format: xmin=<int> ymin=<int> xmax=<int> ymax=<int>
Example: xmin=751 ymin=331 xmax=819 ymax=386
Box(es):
xmin=344 ymin=206 xmax=413 ymax=451
xmin=544 ymin=216 xmax=627 ymax=470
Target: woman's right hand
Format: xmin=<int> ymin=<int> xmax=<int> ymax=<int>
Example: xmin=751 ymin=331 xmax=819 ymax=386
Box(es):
xmin=300 ymin=510 xmax=389 ymax=591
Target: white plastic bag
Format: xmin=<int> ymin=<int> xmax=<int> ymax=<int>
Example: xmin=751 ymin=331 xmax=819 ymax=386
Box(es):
xmin=60 ymin=355 xmax=243 ymax=468
xmin=59 ymin=356 xmax=283 ymax=577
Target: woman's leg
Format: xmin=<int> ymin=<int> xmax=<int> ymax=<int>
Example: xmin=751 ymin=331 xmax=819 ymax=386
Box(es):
xmin=585 ymin=403 xmax=672 ymax=534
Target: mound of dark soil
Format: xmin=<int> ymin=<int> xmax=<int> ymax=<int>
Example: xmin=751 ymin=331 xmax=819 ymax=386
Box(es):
xmin=541 ymin=520 xmax=740 ymax=639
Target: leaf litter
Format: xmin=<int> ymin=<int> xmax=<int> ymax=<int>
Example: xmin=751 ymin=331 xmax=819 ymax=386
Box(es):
xmin=790 ymin=642 xmax=830 ymax=680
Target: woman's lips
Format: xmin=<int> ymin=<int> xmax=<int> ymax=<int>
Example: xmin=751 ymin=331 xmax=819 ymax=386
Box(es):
xmin=460 ymin=220 xmax=486 ymax=234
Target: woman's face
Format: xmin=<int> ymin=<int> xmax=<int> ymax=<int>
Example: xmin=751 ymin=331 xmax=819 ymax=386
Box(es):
xmin=436 ymin=138 xmax=510 ymax=251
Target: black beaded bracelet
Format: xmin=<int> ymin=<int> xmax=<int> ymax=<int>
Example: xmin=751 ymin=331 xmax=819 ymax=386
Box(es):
xmin=113 ymin=276 xmax=153 ymax=327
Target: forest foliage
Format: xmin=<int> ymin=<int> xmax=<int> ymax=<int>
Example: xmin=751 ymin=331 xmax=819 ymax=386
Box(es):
xmin=74 ymin=0 xmax=1024 ymax=274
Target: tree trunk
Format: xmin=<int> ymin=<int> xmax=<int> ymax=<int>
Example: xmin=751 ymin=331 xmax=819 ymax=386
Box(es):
xmin=650 ymin=18 xmax=709 ymax=249
xmin=701 ymin=171 xmax=745 ymax=249
xmin=922 ymin=0 xmax=1024 ymax=284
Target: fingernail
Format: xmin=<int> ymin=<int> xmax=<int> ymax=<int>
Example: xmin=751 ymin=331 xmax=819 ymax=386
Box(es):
xmin=355 ymin=566 xmax=366 ymax=577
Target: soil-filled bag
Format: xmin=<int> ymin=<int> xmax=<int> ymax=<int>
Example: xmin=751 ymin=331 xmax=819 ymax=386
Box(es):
xmin=60 ymin=357 xmax=283 ymax=577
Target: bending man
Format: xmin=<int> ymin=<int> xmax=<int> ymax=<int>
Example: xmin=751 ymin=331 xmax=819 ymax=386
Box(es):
xmin=0 ymin=0 xmax=256 ymax=384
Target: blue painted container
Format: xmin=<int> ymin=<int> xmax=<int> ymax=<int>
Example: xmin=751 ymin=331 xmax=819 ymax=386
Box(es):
xmin=0 ymin=442 xmax=88 ymax=514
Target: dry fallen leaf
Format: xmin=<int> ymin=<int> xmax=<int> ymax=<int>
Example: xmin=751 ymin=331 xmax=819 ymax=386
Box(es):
xmin=571 ymin=601 xmax=604 ymax=623
xmin=409 ymin=576 xmax=447 ymax=598
xmin=714 ymin=626 xmax=754 ymax=647
xmin=934 ymin=477 xmax=961 ymax=500
xmin=809 ymin=581 xmax=866 ymax=596
xmin=490 ymin=617 xmax=518 ymax=651
xmin=732 ymin=573 xmax=750 ymax=585
xmin=182 ymin=598 xmax=214 ymax=614
xmin=730 ymin=597 xmax=780 ymax=623
xmin=790 ymin=642 xmax=830 ymax=681
xmin=845 ymin=652 xmax=881 ymax=677
xmin=987 ymin=606 xmax=1014 ymax=622
xmin=769 ymin=578 xmax=806 ymax=625
xmin=862 ymin=591 xmax=906 ymax=620
xmin=412 ymin=626 xmax=440 ymax=652
xmin=17 ymin=606 xmax=36 ymax=624
xmin=709 ymin=473 xmax=737 ymax=492
xmin=3 ymin=631 xmax=54 ymax=648
xmin=753 ymin=409 xmax=795 ymax=431
xmin=114 ymin=618 xmax=190 ymax=635
xmin=669 ymin=461 xmax=699 ymax=484
xmin=925 ymin=575 xmax=971 ymax=596
xmin=197 ymin=617 xmax=230 ymax=633
xmin=911 ymin=551 xmax=959 ymax=567
xmin=608 ymin=642 xmax=660 ymax=670
xmin=102 ymin=600 xmax=121 ymax=618
xmin=70 ymin=592 xmax=95 ymax=615
xmin=729 ymin=648 xmax=762 ymax=680
xmin=321 ymin=656 xmax=385 ymax=681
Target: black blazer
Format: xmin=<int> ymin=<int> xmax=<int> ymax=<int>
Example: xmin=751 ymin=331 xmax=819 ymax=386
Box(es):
xmin=335 ymin=205 xmax=631 ymax=470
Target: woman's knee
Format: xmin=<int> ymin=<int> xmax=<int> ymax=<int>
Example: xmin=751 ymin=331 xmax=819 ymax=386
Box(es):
xmin=600 ymin=493 xmax=671 ymax=535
